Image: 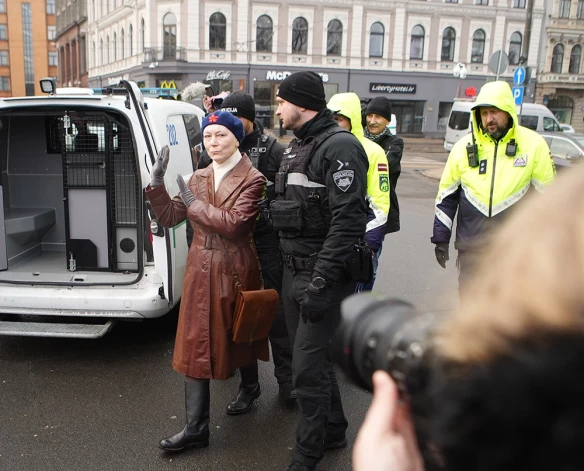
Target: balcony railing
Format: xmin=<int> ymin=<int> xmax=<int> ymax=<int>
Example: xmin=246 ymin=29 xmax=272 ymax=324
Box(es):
xmin=143 ymin=47 xmax=187 ymax=63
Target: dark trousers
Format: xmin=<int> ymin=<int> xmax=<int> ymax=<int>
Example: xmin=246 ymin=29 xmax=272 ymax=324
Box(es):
xmin=457 ymin=249 xmax=481 ymax=295
xmin=282 ymin=265 xmax=351 ymax=468
xmin=257 ymin=247 xmax=293 ymax=387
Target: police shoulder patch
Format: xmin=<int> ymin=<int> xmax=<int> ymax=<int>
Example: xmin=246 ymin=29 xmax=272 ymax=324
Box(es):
xmin=333 ymin=170 xmax=355 ymax=192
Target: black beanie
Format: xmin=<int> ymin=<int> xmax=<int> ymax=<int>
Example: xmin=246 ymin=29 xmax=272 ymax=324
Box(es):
xmin=366 ymin=97 xmax=393 ymax=123
xmin=277 ymin=72 xmax=327 ymax=111
xmin=220 ymin=92 xmax=256 ymax=123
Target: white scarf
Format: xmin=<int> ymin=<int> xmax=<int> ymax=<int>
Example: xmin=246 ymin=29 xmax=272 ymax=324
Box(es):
xmin=212 ymin=149 xmax=242 ymax=192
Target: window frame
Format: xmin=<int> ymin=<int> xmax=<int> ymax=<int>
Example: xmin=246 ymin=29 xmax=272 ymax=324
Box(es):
xmin=471 ymin=29 xmax=486 ymax=63
xmin=0 ymin=50 xmax=8 ymax=66
xmin=369 ymin=22 xmax=384 ymax=58
xmin=551 ymin=43 xmax=564 ymax=73
xmin=410 ymin=25 xmax=425 ymax=60
xmin=256 ymin=14 xmax=273 ymax=53
xmin=559 ymin=0 xmax=571 ymax=18
xmin=508 ymin=31 xmax=522 ymax=65
xmin=292 ymin=17 xmax=308 ymax=54
xmin=163 ymin=12 xmax=178 ymax=58
xmin=48 ymin=51 xmax=58 ymax=66
xmin=569 ymin=45 xmax=581 ymax=74
xmin=441 ymin=27 xmax=456 ymax=62
xmin=512 ymin=0 xmax=526 ymax=8
xmin=0 ymin=24 xmax=6 ymax=41
xmin=209 ymin=12 xmax=226 ymax=51
xmin=46 ymin=0 xmax=55 ymax=15
xmin=326 ymin=19 xmax=343 ymax=57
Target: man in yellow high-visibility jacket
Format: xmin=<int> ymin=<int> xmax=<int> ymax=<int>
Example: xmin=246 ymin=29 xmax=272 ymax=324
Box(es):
xmin=431 ymin=81 xmax=555 ymax=289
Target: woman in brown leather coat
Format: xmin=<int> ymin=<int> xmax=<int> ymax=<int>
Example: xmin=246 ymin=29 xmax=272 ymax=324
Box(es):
xmin=146 ymin=111 xmax=268 ymax=452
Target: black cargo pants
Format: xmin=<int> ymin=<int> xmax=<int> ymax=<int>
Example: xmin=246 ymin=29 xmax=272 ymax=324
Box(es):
xmin=282 ymin=263 xmax=352 ymax=468
xmin=257 ymin=246 xmax=293 ymax=387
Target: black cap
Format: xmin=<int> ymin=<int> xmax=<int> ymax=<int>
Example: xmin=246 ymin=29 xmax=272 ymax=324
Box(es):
xmin=366 ymin=97 xmax=393 ymax=123
xmin=277 ymin=71 xmax=327 ymax=111
xmin=220 ymin=92 xmax=256 ymax=123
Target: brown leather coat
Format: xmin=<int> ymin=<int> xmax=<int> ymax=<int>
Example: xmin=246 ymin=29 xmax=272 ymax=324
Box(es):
xmin=146 ymin=156 xmax=269 ymax=379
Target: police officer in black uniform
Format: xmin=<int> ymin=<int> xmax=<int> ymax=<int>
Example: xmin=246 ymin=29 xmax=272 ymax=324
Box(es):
xmin=197 ymin=92 xmax=297 ymax=412
xmin=271 ymin=72 xmax=368 ymax=471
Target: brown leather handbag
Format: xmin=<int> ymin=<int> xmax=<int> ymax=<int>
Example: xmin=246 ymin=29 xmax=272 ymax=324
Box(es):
xmin=219 ymin=237 xmax=279 ymax=344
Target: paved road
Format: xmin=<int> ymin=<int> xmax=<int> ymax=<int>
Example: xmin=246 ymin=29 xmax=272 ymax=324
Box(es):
xmin=0 ymin=158 xmax=458 ymax=471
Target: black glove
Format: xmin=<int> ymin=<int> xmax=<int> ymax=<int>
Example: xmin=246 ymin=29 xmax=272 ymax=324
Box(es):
xmin=151 ymin=145 xmax=170 ymax=188
xmin=300 ymin=278 xmax=330 ymax=323
xmin=176 ymin=174 xmax=196 ymax=207
xmin=434 ymin=243 xmax=449 ymax=269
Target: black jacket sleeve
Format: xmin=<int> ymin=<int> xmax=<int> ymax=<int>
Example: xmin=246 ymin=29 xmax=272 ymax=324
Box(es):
xmin=312 ymin=135 xmax=369 ymax=281
xmin=197 ymin=150 xmax=212 ymax=170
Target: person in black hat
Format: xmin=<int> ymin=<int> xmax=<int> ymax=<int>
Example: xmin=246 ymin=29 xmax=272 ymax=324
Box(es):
xmin=272 ymin=71 xmax=369 ymax=471
xmin=197 ymin=92 xmax=297 ymax=410
xmin=364 ymin=96 xmax=404 ymax=235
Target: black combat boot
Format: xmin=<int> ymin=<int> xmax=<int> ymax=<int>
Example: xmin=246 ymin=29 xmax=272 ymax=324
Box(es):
xmin=226 ymin=361 xmax=261 ymax=415
xmin=159 ymin=379 xmax=210 ymax=452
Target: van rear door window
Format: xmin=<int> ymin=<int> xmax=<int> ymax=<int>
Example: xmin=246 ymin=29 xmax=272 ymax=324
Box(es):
xmin=543 ymin=117 xmax=560 ymax=132
xmin=448 ymin=111 xmax=470 ymax=130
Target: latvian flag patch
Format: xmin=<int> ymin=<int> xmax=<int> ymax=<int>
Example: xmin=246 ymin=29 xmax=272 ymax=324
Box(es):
xmin=378 ymin=163 xmax=388 ymax=172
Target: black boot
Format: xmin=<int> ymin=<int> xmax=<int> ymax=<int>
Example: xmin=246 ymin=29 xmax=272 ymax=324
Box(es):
xmin=226 ymin=361 xmax=261 ymax=415
xmin=159 ymin=379 xmax=210 ymax=452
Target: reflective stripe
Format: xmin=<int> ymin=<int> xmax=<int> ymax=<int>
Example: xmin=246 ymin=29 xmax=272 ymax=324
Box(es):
xmin=461 ymin=183 xmax=489 ymax=216
xmin=435 ymin=208 xmax=453 ymax=230
xmin=366 ymin=198 xmax=388 ymax=232
xmin=286 ymin=172 xmax=326 ymax=188
xmin=491 ymin=182 xmax=530 ymax=216
xmin=531 ymin=178 xmax=545 ymax=193
xmin=436 ymin=180 xmax=460 ymax=204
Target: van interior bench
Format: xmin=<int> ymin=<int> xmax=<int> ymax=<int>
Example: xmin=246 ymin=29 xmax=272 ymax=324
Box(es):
xmin=4 ymin=208 xmax=56 ymax=240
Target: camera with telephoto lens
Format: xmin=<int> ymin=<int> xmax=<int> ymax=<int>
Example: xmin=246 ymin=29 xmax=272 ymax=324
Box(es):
xmin=332 ymin=293 xmax=442 ymax=394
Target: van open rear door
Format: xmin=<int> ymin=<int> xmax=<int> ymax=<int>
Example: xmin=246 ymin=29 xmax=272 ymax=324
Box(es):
xmin=120 ymin=80 xmax=177 ymax=306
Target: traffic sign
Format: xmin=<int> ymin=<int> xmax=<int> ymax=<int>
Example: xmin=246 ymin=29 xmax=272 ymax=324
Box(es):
xmin=489 ymin=50 xmax=509 ymax=78
xmin=513 ymin=67 xmax=526 ymax=85
xmin=512 ymin=86 xmax=524 ymax=105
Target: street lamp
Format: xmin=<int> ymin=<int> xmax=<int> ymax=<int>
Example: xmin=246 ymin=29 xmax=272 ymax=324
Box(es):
xmin=453 ymin=62 xmax=467 ymax=98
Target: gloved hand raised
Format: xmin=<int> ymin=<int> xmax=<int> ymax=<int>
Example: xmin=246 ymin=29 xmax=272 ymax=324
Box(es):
xmin=434 ymin=243 xmax=449 ymax=269
xmin=176 ymin=174 xmax=196 ymax=207
xmin=300 ymin=277 xmax=329 ymax=323
xmin=150 ymin=145 xmax=170 ymax=188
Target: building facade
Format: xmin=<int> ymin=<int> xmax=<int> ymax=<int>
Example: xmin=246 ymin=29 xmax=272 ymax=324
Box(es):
xmin=87 ymin=0 xmax=546 ymax=137
xmin=535 ymin=0 xmax=584 ymax=131
xmin=0 ymin=0 xmax=58 ymax=97
xmin=56 ymin=0 xmax=88 ymax=87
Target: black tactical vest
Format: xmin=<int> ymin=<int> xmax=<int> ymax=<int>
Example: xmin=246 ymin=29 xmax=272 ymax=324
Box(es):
xmin=270 ymin=128 xmax=349 ymax=238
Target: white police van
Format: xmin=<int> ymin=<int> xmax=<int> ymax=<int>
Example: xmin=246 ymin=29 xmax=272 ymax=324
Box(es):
xmin=0 ymin=80 xmax=204 ymax=338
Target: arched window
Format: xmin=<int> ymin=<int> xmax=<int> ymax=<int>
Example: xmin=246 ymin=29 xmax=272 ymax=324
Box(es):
xmin=471 ymin=29 xmax=486 ymax=63
xmin=410 ymin=25 xmax=424 ymax=60
xmin=551 ymin=44 xmax=564 ymax=73
xmin=120 ymin=28 xmax=125 ymax=59
xmin=163 ymin=13 xmax=177 ymax=58
xmin=113 ymin=32 xmax=117 ymax=61
xmin=129 ymin=24 xmax=133 ymax=56
xmin=106 ymin=35 xmax=110 ymax=63
xmin=327 ymin=19 xmax=342 ymax=56
xmin=256 ymin=15 xmax=273 ymax=52
xmin=569 ymin=45 xmax=581 ymax=74
xmin=292 ymin=17 xmax=308 ymax=54
xmin=100 ymin=38 xmax=103 ymax=65
xmin=508 ymin=32 xmax=522 ymax=65
xmin=441 ymin=27 xmax=456 ymax=61
xmin=369 ymin=22 xmax=384 ymax=58
xmin=209 ymin=12 xmax=226 ymax=50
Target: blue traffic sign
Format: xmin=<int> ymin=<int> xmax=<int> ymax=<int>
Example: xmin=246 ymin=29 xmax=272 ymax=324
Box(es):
xmin=513 ymin=67 xmax=526 ymax=85
xmin=512 ymin=86 xmax=524 ymax=105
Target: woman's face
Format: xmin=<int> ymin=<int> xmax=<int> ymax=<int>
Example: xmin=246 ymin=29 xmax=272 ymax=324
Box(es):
xmin=203 ymin=124 xmax=239 ymax=164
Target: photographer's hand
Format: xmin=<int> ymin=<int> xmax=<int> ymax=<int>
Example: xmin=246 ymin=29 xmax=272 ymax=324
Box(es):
xmin=434 ymin=243 xmax=449 ymax=269
xmin=353 ymin=371 xmax=424 ymax=471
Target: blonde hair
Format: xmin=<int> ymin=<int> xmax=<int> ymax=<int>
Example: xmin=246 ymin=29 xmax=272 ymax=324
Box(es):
xmin=438 ymin=166 xmax=584 ymax=364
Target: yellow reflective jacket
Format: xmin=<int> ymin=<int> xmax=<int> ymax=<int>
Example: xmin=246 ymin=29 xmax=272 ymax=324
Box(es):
xmin=328 ymin=92 xmax=390 ymax=250
xmin=432 ymin=81 xmax=556 ymax=250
